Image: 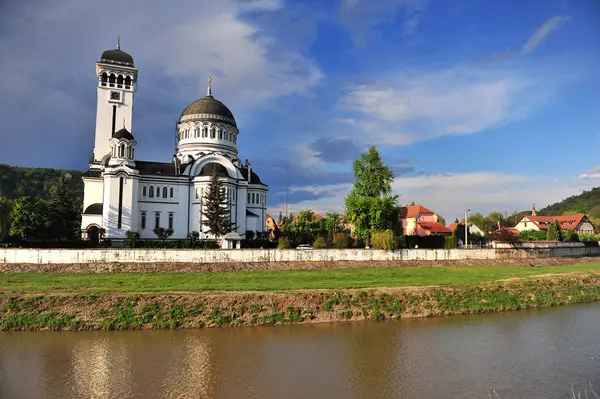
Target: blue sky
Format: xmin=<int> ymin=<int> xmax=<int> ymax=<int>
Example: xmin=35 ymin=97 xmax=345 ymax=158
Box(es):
xmin=1 ymin=0 xmax=599 ymax=221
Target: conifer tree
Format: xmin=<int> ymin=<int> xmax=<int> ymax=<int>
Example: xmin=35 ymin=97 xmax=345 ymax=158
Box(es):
xmin=47 ymin=177 xmax=81 ymax=239
xmin=202 ymin=168 xmax=231 ymax=239
xmin=546 ymin=220 xmax=563 ymax=241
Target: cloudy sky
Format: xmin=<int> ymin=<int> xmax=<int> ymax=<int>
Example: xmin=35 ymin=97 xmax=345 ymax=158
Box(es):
xmin=1 ymin=0 xmax=599 ymax=221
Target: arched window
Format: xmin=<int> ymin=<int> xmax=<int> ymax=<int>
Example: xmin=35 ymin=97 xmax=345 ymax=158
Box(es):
xmin=219 ymin=129 xmax=223 ymax=140
xmin=247 ymin=193 xmax=250 ymax=203
xmin=142 ymin=186 xmax=147 ymax=197
xmin=170 ymin=187 xmax=174 ymax=198
xmin=117 ymin=75 xmax=124 ymax=88
xmin=195 ymin=127 xmax=200 ymax=138
xmin=156 ymin=186 xmax=160 ymax=196
xmin=211 ymin=127 xmax=216 ymax=139
xmin=125 ymin=76 xmax=132 ymax=89
xmin=101 ymin=73 xmax=108 ymax=86
xmin=149 ymin=186 xmax=154 ymax=198
xmin=109 ymin=74 xmax=116 ymax=87
xmin=131 ymin=147 xmax=134 ymax=159
xmin=184 ymin=129 xmax=189 ymax=139
xmin=163 ymin=187 xmax=168 ymax=198
xmin=203 ymin=127 xmax=208 ymax=138
xmin=119 ymin=143 xmax=125 ymax=158
xmin=252 ymin=193 xmax=256 ymax=203
xmin=233 ymin=135 xmax=237 ymax=144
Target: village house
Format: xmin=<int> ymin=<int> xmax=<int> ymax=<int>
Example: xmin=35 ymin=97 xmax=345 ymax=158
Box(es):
xmin=447 ymin=222 xmax=486 ymax=236
xmin=401 ymin=205 xmax=452 ymax=236
xmin=514 ymin=207 xmax=595 ymax=234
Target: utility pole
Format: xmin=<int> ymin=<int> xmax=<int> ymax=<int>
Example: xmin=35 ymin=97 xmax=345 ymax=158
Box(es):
xmin=465 ymin=208 xmax=471 ymax=249
xmin=285 ymin=162 xmax=289 ymax=218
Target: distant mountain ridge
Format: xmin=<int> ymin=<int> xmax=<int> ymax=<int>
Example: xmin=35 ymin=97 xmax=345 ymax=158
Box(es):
xmin=539 ymin=187 xmax=600 ymax=217
xmin=0 ymin=164 xmax=84 ymax=201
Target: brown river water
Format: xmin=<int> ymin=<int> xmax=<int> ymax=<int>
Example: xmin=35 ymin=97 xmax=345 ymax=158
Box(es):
xmin=1 ymin=303 xmax=600 ymax=399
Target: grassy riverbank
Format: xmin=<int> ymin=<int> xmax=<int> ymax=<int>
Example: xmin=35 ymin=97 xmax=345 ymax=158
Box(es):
xmin=2 ymin=262 xmax=600 ymax=293
xmin=1 ymin=267 xmax=600 ymax=330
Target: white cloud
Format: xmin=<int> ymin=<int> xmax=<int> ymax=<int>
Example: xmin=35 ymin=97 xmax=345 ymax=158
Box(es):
xmin=579 ymin=166 xmax=600 ymax=180
xmin=337 ymin=66 xmax=552 ymax=146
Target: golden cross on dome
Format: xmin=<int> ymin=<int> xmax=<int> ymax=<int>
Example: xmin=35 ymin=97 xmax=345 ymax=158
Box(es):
xmin=207 ymin=75 xmax=213 ymax=96
xmin=117 ymin=36 xmax=121 ymax=50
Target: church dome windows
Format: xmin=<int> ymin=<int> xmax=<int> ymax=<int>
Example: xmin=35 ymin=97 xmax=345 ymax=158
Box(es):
xmin=149 ymin=186 xmax=154 ymax=198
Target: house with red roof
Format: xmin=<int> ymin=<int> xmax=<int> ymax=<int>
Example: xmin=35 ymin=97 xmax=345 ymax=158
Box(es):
xmin=447 ymin=222 xmax=485 ymax=236
xmin=514 ymin=207 xmax=595 ymax=234
xmin=401 ymin=205 xmax=452 ymax=236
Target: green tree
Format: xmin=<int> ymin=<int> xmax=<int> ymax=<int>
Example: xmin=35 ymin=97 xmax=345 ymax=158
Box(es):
xmin=564 ymin=228 xmax=579 ymax=242
xmin=488 ymin=211 xmax=506 ymax=227
xmin=10 ymin=197 xmax=48 ymax=240
xmin=202 ymin=168 xmax=232 ymax=239
xmin=344 ymin=146 xmax=399 ymax=246
xmin=46 ymin=178 xmax=81 ymax=240
xmin=324 ymin=212 xmax=342 ymax=242
xmin=436 ymin=214 xmax=446 ymax=226
xmin=288 ymin=209 xmax=320 ymax=244
xmin=0 ymin=197 xmax=12 ymax=241
xmin=277 ymin=211 xmax=283 ymax=226
xmin=546 ymin=220 xmax=563 ymax=241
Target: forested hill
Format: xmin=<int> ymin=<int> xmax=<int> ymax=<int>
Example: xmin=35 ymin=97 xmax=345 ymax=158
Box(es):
xmin=539 ymin=187 xmax=600 ymax=218
xmin=0 ymin=164 xmax=84 ymax=201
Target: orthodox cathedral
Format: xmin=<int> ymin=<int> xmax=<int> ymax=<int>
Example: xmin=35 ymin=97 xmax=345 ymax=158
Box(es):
xmin=81 ymin=40 xmax=268 ymax=241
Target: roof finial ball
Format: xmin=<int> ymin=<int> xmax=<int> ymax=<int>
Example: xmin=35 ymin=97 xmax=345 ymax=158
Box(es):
xmin=117 ymin=35 xmax=121 ymax=50
xmin=206 ymin=75 xmax=213 ymax=97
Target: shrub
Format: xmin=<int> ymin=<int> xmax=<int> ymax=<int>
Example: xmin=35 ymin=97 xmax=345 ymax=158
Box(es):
xmin=124 ymin=231 xmax=140 ymax=248
xmin=153 ymin=227 xmax=174 ymax=241
xmin=313 ymin=236 xmax=328 ymax=248
xmin=444 ymin=236 xmax=456 ymax=249
xmin=333 ymin=232 xmax=350 ymax=249
xmin=371 ymin=230 xmax=398 ymax=250
xmin=278 ymin=237 xmax=291 ymax=249
xmin=564 ymin=228 xmax=579 ymax=242
xmin=187 ymin=231 xmax=200 ymax=248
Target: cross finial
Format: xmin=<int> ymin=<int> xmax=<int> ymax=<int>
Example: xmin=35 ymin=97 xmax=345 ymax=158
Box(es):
xmin=206 ymin=75 xmax=213 ymax=96
xmin=117 ymin=36 xmax=121 ymax=50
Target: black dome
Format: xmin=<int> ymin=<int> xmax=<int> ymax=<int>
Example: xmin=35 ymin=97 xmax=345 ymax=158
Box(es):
xmin=180 ymin=95 xmax=236 ymax=127
xmin=100 ymin=49 xmax=134 ymax=66
xmin=199 ymin=163 xmax=231 ymax=178
xmin=113 ymin=128 xmax=134 ymax=140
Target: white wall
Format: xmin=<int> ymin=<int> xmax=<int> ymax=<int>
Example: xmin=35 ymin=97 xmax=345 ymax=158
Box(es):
xmin=82 ymin=178 xmax=104 ymax=211
xmin=2 ymin=247 xmax=599 ymax=264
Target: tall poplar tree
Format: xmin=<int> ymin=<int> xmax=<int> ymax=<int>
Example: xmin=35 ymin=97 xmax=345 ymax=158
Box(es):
xmin=202 ymin=168 xmax=231 ymax=239
xmin=344 ymin=146 xmax=400 ymax=245
xmin=47 ymin=177 xmax=81 ymax=239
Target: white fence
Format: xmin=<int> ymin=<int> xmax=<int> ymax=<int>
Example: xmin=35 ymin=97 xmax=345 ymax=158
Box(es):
xmin=1 ymin=247 xmax=599 ymax=264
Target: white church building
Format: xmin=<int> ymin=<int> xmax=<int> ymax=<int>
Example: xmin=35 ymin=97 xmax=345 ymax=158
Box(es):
xmin=81 ymin=41 xmax=268 ymax=241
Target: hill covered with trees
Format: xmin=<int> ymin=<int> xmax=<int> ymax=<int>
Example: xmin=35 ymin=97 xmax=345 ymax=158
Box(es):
xmin=0 ymin=164 xmax=84 ymax=201
xmin=539 ymin=187 xmax=600 ymax=218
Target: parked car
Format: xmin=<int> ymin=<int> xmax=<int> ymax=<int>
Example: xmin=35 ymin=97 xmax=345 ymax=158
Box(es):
xmin=296 ymin=244 xmax=313 ymax=250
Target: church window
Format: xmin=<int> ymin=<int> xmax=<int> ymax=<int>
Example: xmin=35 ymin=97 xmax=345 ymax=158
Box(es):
xmin=142 ymin=186 xmax=147 ymax=197
xmin=125 ymin=76 xmax=132 ymax=89
xmin=101 ymin=73 xmax=108 ymax=87
xmin=211 ymin=127 xmax=216 ymax=139
xmin=155 ymin=212 xmax=160 ymax=229
xmin=170 ymin=188 xmax=174 ymax=198
xmin=117 ymin=75 xmax=124 ymax=88
xmin=119 ymin=144 xmax=125 ymax=158
xmin=168 ymin=213 xmax=174 ymax=230
xmin=195 ymin=127 xmax=200 ymax=138
xmin=247 ymin=193 xmax=250 ymax=203
xmin=233 ymin=135 xmax=237 ymax=144
xmin=109 ymin=74 xmax=116 ymax=87
xmin=131 ymin=147 xmax=135 ymax=159
xmin=203 ymin=127 xmax=208 ymax=138
xmin=156 ymin=186 xmax=160 ymax=196
xmin=219 ymin=129 xmax=223 ymax=140
xmin=163 ymin=187 xmax=168 ymax=198
xmin=141 ymin=212 xmax=146 ymax=229
xmin=149 ymin=186 xmax=154 ymax=198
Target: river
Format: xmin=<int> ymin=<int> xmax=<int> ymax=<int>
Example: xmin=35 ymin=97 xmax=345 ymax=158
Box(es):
xmin=1 ymin=303 xmax=600 ymax=398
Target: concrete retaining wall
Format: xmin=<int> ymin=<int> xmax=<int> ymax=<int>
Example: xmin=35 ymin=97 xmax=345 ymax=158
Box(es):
xmin=2 ymin=247 xmax=599 ymax=264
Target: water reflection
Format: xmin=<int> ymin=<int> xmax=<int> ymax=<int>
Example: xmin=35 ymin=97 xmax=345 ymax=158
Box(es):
xmin=2 ymin=304 xmax=600 ymax=398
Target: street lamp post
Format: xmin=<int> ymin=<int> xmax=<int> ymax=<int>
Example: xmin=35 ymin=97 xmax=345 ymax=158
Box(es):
xmin=465 ymin=208 xmax=471 ymax=249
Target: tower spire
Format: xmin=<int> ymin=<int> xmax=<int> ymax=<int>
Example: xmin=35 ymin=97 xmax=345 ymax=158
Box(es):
xmin=206 ymin=75 xmax=212 ymax=96
xmin=117 ymin=36 xmax=121 ymax=50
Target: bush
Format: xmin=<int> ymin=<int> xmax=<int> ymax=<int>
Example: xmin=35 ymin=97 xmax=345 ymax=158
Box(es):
xmin=579 ymin=233 xmax=600 ymax=243
xmin=564 ymin=228 xmax=579 ymax=242
xmin=371 ymin=230 xmax=398 ymax=250
xmin=9 ymin=240 xmax=107 ymax=249
xmin=313 ymin=236 xmax=328 ymax=248
xmin=124 ymin=231 xmax=140 ymax=248
xmin=278 ymin=237 xmax=292 ymax=249
xmin=444 ymin=236 xmax=456 ymax=249
xmin=333 ymin=232 xmax=350 ymax=249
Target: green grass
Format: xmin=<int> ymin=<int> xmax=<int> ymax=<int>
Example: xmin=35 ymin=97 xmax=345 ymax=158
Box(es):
xmin=1 ymin=262 xmax=600 ymax=293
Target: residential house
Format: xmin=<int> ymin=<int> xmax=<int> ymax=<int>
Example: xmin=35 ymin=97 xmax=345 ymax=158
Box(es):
xmin=448 ymin=222 xmax=486 ymax=236
xmin=514 ymin=208 xmax=595 ymax=234
xmin=401 ymin=205 xmax=452 ymax=236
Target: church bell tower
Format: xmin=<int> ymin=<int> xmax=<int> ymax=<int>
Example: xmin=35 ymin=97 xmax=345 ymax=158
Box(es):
xmin=92 ymin=38 xmax=138 ymax=165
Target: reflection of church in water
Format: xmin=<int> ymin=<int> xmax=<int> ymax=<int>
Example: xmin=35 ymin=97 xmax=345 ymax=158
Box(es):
xmin=81 ymin=40 xmax=268 ymax=240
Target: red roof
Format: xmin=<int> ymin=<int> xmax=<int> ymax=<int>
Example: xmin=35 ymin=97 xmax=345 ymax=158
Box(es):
xmin=523 ymin=214 xmax=587 ymax=230
xmin=404 ymin=205 xmax=435 ymax=218
xmin=418 ymin=222 xmax=452 ymax=234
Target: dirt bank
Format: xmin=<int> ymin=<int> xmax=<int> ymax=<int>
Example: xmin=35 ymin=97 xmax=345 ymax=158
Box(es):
xmin=2 ymin=256 xmax=599 ymax=274
xmin=2 ymin=273 xmax=599 ymax=331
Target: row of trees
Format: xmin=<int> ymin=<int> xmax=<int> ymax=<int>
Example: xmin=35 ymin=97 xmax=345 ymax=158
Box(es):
xmin=1 ymin=176 xmax=81 ymax=242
